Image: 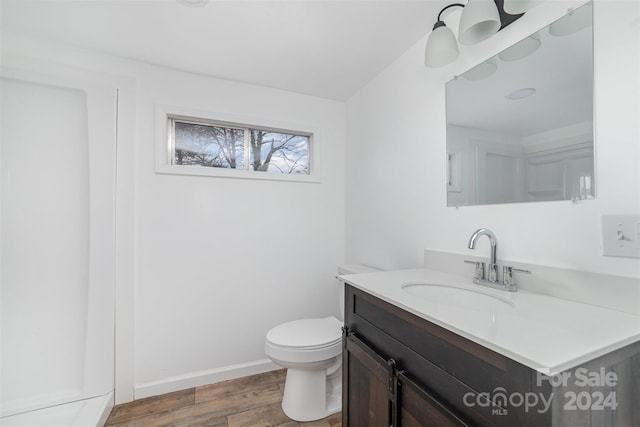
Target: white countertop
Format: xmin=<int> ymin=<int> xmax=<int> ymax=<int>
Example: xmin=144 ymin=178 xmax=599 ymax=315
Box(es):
xmin=341 ymin=268 xmax=640 ymax=375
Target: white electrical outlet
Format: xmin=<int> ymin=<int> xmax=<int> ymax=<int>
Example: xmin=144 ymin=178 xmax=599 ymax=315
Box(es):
xmin=602 ymin=214 xmax=640 ymax=259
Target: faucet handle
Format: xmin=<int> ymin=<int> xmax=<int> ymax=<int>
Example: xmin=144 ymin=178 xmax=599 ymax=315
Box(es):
xmin=502 ymin=266 xmax=531 ymax=287
xmin=464 ymin=260 xmax=485 ymax=280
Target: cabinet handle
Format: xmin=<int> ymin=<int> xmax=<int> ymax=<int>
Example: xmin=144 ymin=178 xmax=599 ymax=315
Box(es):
xmin=387 ymin=359 xmax=396 ymax=399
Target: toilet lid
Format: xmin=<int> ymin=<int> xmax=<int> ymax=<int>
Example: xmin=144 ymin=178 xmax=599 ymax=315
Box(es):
xmin=266 ymin=317 xmax=342 ymax=350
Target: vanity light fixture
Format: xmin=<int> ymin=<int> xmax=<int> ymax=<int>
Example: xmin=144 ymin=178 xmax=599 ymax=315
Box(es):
xmin=424 ymin=0 xmax=524 ymax=68
xmin=424 ymin=3 xmax=465 ymax=67
xmin=458 ymin=0 xmax=501 ymax=45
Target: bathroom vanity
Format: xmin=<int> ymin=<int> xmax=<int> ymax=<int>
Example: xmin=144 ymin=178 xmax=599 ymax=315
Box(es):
xmin=340 ymin=269 xmax=640 ymax=427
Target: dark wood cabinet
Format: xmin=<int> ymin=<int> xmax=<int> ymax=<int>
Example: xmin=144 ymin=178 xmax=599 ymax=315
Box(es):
xmin=342 ymin=284 xmax=640 ymax=427
xmin=343 ymin=334 xmax=392 ymax=427
xmin=342 ymin=284 xmax=545 ymax=426
xmin=395 ymin=371 xmax=469 ymax=427
xmin=343 ymin=331 xmax=469 ymax=427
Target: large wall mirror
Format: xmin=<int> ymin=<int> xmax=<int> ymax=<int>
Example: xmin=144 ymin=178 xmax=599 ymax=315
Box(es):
xmin=446 ymin=2 xmax=593 ymax=207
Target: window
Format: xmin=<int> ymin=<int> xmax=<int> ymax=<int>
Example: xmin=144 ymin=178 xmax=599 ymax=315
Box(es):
xmin=156 ymin=107 xmax=318 ymax=182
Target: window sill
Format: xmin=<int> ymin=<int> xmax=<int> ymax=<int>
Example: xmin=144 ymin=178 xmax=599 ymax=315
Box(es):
xmin=155 ymin=164 xmax=321 ymax=183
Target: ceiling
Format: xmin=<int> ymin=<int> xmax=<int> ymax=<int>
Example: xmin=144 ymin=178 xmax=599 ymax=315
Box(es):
xmin=0 ymin=0 xmax=442 ymax=100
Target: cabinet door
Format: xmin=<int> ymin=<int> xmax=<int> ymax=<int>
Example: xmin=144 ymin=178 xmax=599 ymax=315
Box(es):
xmin=396 ymin=372 xmax=469 ymax=427
xmin=343 ymin=333 xmax=392 ymax=427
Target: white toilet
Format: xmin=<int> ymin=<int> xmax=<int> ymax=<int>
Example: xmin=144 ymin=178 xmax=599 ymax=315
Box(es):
xmin=264 ymin=264 xmax=378 ymax=422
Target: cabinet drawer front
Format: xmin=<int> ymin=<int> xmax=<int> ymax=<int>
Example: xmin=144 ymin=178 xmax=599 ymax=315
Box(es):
xmin=348 ymin=286 xmax=530 ymax=391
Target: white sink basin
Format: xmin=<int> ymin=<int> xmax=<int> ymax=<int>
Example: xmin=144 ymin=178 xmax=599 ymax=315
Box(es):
xmin=401 ymin=281 xmax=515 ymax=310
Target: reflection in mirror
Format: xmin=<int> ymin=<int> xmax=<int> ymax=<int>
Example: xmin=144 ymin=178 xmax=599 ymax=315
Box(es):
xmin=446 ymin=2 xmax=593 ymax=207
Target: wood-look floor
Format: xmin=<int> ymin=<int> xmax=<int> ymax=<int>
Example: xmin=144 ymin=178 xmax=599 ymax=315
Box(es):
xmin=105 ymin=369 xmax=342 ymax=427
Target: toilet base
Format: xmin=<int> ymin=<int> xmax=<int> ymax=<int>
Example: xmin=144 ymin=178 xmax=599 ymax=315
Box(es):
xmin=281 ymin=363 xmax=342 ymax=422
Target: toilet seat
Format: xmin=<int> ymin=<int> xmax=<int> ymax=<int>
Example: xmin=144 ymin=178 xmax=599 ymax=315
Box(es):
xmin=265 ymin=317 xmax=342 ymax=364
xmin=267 ymin=317 xmax=342 ymax=349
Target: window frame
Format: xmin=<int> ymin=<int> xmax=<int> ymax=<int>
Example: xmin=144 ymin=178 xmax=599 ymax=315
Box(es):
xmin=156 ymin=105 xmax=320 ymax=183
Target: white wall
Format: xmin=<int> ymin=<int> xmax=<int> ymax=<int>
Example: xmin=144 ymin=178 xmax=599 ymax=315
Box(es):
xmin=346 ymin=0 xmax=640 ymax=277
xmin=133 ymin=67 xmax=346 ymax=394
xmin=1 ymin=33 xmax=345 ymax=401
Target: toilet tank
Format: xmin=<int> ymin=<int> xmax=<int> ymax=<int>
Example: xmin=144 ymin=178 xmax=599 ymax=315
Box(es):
xmin=336 ymin=264 xmax=379 ymax=321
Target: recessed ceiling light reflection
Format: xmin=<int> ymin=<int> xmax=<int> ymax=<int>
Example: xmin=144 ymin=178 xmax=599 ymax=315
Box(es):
xmin=499 ymin=34 xmax=541 ymax=61
xmin=177 ymin=0 xmax=208 ymax=7
xmin=505 ymin=87 xmax=536 ymax=100
xmin=503 ymin=0 xmax=543 ymax=15
xmin=463 ymin=58 xmax=497 ymax=81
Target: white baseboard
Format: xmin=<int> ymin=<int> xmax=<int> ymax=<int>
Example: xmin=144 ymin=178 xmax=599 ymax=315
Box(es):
xmin=134 ymin=359 xmax=280 ymax=400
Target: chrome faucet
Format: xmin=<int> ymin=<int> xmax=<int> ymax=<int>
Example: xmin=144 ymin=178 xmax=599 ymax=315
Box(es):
xmin=465 ymin=228 xmax=530 ymax=292
xmin=468 ymin=228 xmax=498 ymax=282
